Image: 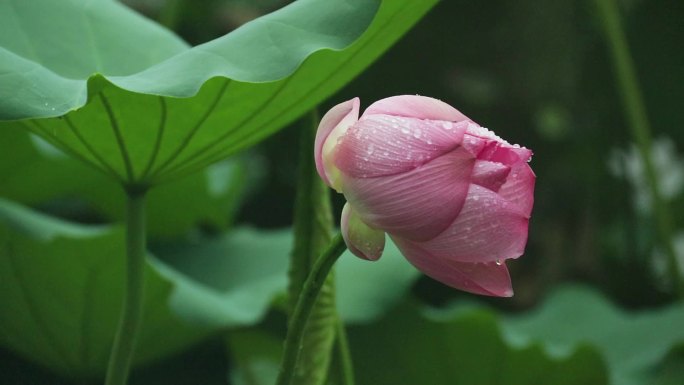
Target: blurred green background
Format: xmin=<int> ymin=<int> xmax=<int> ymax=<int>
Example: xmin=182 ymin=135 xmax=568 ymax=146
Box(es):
xmin=1 ymin=0 xmax=683 ymax=384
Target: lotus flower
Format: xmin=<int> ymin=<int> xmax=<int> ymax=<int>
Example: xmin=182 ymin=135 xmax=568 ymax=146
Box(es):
xmin=314 ymin=95 xmax=535 ymax=297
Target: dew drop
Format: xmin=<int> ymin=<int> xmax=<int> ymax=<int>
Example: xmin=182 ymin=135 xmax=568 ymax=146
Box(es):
xmin=495 ymin=259 xmax=502 ymax=266
xmin=413 ymin=128 xmax=422 ymax=138
xmin=401 ymin=127 xmax=410 ymax=134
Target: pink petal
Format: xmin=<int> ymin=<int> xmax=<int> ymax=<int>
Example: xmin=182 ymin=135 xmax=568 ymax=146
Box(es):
xmin=341 ymin=147 xmax=474 ymax=241
xmin=314 ymin=98 xmax=360 ymax=188
xmin=364 ymin=95 xmax=471 ymax=123
xmin=341 ymin=203 xmax=385 ymax=261
xmin=476 ymin=140 xmax=533 ymax=165
xmin=471 ymin=160 xmax=511 ymax=192
xmin=334 ymin=115 xmax=468 ymax=178
xmin=394 ymin=184 xmax=529 ymax=263
xmin=498 ymin=162 xmax=536 ymax=217
xmin=463 ymin=123 xmax=533 ymax=165
xmin=394 ymin=237 xmax=513 ymax=297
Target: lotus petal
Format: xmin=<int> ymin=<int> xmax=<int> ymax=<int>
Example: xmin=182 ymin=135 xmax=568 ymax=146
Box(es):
xmin=341 ymin=147 xmax=474 ymax=241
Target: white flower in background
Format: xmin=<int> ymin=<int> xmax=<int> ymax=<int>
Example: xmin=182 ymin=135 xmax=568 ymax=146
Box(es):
xmin=608 ymin=136 xmax=684 ymax=213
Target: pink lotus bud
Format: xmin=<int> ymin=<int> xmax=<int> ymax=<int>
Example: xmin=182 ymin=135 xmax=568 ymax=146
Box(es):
xmin=315 ymin=95 xmax=535 ymax=297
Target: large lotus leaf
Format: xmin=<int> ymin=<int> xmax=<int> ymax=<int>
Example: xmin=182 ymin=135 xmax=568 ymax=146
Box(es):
xmin=226 ymin=301 xmax=608 ymax=385
xmin=153 ymin=229 xmax=420 ymax=326
xmin=0 ymin=0 xmax=438 ymax=184
xmin=348 ymin=302 xmax=608 ymax=385
xmin=0 ymin=198 xmax=419 ymax=377
xmin=229 ymin=287 xmax=684 ymax=385
xmin=0 ymin=200 xmax=294 ymax=377
xmin=503 ymin=286 xmax=684 ymax=385
xmin=0 ymin=128 xmax=251 ymax=238
xmin=335 ymin=239 xmax=420 ymax=323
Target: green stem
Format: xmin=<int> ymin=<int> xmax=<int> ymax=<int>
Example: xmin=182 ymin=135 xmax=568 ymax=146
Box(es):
xmin=276 ymin=233 xmax=347 ymax=385
xmin=594 ymin=0 xmax=683 ymax=297
xmin=105 ymin=187 xmax=148 ymax=385
xmin=335 ymin=318 xmax=355 ymax=385
xmin=286 ymin=109 xmax=343 ymax=385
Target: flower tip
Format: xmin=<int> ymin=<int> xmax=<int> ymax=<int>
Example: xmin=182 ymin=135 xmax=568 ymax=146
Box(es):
xmin=477 ymin=283 xmax=514 ymax=298
xmin=346 ymin=242 xmax=383 ymax=261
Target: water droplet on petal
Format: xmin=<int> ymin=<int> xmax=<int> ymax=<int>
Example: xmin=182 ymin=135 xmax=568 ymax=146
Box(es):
xmin=495 ymin=259 xmax=502 ymax=266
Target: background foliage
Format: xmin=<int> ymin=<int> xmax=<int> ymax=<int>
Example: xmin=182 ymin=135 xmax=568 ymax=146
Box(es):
xmin=1 ymin=0 xmax=683 ymax=384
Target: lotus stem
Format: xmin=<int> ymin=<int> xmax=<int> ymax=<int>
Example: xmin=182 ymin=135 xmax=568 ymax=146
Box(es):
xmin=335 ymin=317 xmax=356 ymax=385
xmin=275 ymin=233 xmax=347 ymax=385
xmin=105 ymin=187 xmax=148 ymax=385
xmin=594 ymin=0 xmax=683 ymax=297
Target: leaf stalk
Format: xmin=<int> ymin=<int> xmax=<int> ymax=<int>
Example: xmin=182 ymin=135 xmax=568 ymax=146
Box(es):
xmin=104 ymin=187 xmax=148 ymax=385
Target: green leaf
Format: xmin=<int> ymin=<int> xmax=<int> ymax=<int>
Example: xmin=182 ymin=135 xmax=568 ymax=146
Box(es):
xmin=155 ymin=228 xmax=420 ymax=326
xmin=349 ymin=301 xmax=608 ymax=385
xmin=150 ymin=228 xmax=293 ymax=329
xmin=0 ymin=128 xmax=252 ymax=238
xmin=0 ymin=0 xmax=438 ymax=184
xmin=227 ymin=329 xmax=283 ymax=385
xmin=225 ymin=301 xmax=609 ymax=385
xmin=0 ymin=197 xmax=420 ymax=377
xmin=0 ymin=200 xmax=289 ymax=377
xmin=335 ymin=239 xmax=420 ymax=323
xmin=503 ymin=285 xmax=684 ymax=385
